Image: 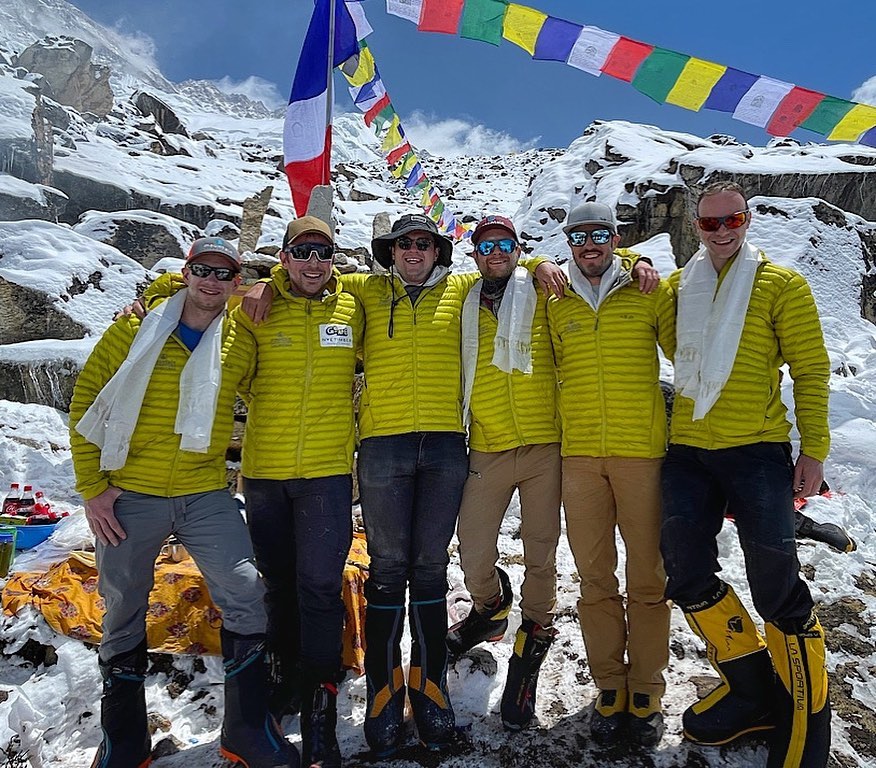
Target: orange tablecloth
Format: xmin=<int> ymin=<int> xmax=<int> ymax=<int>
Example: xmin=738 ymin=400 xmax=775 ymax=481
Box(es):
xmin=2 ymin=532 xmax=369 ymax=674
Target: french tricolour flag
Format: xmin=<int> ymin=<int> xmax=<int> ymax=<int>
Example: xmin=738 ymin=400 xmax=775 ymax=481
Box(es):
xmin=284 ymin=0 xmax=358 ymax=216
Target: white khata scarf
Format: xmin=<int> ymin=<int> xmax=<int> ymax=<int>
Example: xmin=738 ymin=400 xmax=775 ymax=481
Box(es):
xmin=461 ymin=266 xmax=537 ymax=424
xmin=675 ymin=241 xmax=762 ymax=420
xmin=76 ymin=289 xmax=225 ymax=471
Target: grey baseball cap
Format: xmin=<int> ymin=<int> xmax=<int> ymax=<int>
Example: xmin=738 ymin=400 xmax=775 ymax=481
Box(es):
xmin=562 ymin=202 xmax=617 ymax=235
xmin=187 ymin=237 xmax=241 ymax=268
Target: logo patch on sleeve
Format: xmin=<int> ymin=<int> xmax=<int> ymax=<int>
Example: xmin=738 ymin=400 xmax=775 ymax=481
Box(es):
xmin=320 ymin=323 xmax=353 ymax=348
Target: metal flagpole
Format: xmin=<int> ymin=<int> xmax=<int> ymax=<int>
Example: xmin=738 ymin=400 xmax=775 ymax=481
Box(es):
xmin=308 ymin=0 xmax=336 ymax=221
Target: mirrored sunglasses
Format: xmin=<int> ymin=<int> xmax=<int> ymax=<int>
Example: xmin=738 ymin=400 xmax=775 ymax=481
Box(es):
xmin=696 ymin=210 xmax=749 ymax=232
xmin=187 ymin=262 xmax=239 ymax=281
xmin=285 ymin=242 xmax=334 ymax=262
xmin=568 ymin=229 xmax=612 ymax=247
xmin=475 ymin=238 xmax=517 ymax=256
xmin=395 ymin=236 xmax=434 ymax=252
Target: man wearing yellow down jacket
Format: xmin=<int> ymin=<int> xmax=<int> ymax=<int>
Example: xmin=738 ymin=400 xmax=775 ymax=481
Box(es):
xmin=233 ymin=216 xmax=363 ymax=768
xmin=243 ymin=212 xmax=565 ymax=757
xmin=69 ymin=238 xmax=299 ymax=768
xmin=446 ymin=215 xmax=563 ymax=734
xmin=661 ymin=181 xmax=831 ymax=768
xmin=547 ymin=202 xmax=676 ymax=749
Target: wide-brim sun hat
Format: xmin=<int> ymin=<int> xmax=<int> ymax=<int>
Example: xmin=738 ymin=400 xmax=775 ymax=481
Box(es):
xmin=371 ymin=213 xmax=453 ymax=269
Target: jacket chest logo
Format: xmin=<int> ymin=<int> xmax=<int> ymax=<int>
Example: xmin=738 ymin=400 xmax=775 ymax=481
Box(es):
xmin=320 ymin=323 xmax=353 ymax=348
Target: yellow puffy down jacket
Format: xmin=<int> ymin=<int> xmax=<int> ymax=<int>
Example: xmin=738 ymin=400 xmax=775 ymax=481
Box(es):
xmin=668 ymin=258 xmax=830 ymax=460
xmin=235 ymin=272 xmax=363 ymax=479
xmin=339 ymin=270 xmax=479 ymax=438
xmin=548 ymin=273 xmax=677 ymax=458
xmin=468 ymin=290 xmax=560 ymax=453
xmin=69 ymin=313 xmax=253 ymax=501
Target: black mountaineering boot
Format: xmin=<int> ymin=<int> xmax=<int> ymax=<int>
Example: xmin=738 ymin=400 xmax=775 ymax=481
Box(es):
xmin=300 ymin=671 xmax=342 ymax=768
xmin=219 ymin=629 xmax=300 ymax=768
xmin=590 ymin=689 xmax=628 ymax=746
xmin=409 ymin=599 xmax=456 ymax=750
xmin=447 ymin=566 xmax=513 ymax=657
xmin=501 ymin=619 xmax=556 ymax=731
xmin=363 ymin=600 xmax=406 ymax=758
xmin=91 ymin=640 xmax=152 ymax=768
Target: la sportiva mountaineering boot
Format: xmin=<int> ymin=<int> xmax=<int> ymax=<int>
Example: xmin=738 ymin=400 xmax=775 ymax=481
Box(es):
xmin=363 ymin=600 xmax=406 ymax=758
xmin=408 ymin=599 xmax=456 ymax=750
xmin=682 ymin=582 xmax=776 ymax=745
xmin=91 ymin=640 xmax=152 ymax=768
xmin=500 ymin=619 xmax=556 ymax=731
xmin=447 ymin=566 xmax=513 ymax=657
xmin=765 ymin=612 xmax=831 ymax=768
xmin=219 ymin=629 xmax=300 ymax=768
xmin=300 ymin=671 xmax=342 ymax=768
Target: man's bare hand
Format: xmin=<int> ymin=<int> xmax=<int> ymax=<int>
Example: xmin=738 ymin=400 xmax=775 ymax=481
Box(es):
xmin=113 ymin=297 xmax=146 ymax=321
xmin=85 ymin=487 xmax=126 ymax=546
xmin=633 ymin=261 xmax=659 ymax=294
xmin=534 ymin=261 xmax=567 ymax=298
xmin=241 ymin=282 xmax=273 ymax=324
xmin=793 ymin=454 xmax=824 ymax=500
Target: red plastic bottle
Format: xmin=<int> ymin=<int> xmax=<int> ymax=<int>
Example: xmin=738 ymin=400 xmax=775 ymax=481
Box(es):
xmin=2 ymin=483 xmax=21 ymax=515
xmin=33 ymin=492 xmax=58 ymax=522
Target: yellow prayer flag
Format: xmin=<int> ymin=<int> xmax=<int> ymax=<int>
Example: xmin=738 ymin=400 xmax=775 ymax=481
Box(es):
xmin=401 ymin=152 xmax=418 ymax=175
xmin=381 ymin=115 xmax=403 ymax=152
xmin=827 ymin=103 xmax=876 ymax=142
xmin=666 ymin=58 xmax=727 ymax=112
xmin=420 ymin=187 xmax=433 ymax=206
xmin=346 ymin=46 xmax=376 ymax=87
xmin=502 ymin=4 xmax=548 ymax=56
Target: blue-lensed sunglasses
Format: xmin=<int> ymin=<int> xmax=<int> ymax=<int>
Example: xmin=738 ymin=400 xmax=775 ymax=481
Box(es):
xmin=567 ymin=229 xmax=612 ymax=247
xmin=475 ymin=238 xmax=517 ymax=256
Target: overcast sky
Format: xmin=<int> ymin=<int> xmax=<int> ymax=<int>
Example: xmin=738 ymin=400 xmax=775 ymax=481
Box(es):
xmin=68 ymin=0 xmax=876 ymax=155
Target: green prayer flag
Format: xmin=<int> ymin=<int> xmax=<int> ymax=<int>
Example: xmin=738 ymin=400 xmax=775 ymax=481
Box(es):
xmin=632 ymin=48 xmax=691 ymax=104
xmin=460 ymin=0 xmax=507 ymax=46
xmin=800 ymin=95 xmax=855 ymax=136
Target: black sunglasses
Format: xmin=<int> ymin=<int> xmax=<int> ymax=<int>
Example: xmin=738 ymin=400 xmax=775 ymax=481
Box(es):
xmin=187 ymin=262 xmax=239 ymax=281
xmin=285 ymin=242 xmax=334 ymax=262
xmin=395 ymin=236 xmax=434 ymax=251
xmin=568 ymin=229 xmax=613 ymax=246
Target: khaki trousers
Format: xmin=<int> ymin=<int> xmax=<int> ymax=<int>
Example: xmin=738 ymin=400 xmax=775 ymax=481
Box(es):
xmin=562 ymin=456 xmax=669 ymax=697
xmin=456 ymin=443 xmax=561 ymax=627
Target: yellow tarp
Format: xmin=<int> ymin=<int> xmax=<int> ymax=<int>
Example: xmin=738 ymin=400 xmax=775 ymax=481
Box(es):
xmin=2 ymin=532 xmax=370 ymax=674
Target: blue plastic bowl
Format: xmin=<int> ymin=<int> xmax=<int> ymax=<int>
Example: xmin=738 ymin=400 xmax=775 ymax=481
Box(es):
xmin=14 ymin=522 xmax=58 ymax=550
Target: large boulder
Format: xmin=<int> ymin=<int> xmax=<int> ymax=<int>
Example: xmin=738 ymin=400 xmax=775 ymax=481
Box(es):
xmin=0 ymin=339 xmax=93 ymax=411
xmin=74 ymin=209 xmax=202 ymax=268
xmin=0 ymin=220 xmax=151 ymax=345
xmin=0 ymin=175 xmax=68 ymax=221
xmin=15 ymin=37 xmax=113 ymax=117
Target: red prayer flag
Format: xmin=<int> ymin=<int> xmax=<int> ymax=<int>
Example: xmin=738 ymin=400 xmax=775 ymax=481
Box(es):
xmin=364 ymin=93 xmax=391 ymax=126
xmin=387 ymin=142 xmax=412 ymax=165
xmin=601 ymin=37 xmax=654 ymax=82
xmin=766 ymin=87 xmax=826 ymax=136
xmin=419 ymin=0 xmax=465 ymax=34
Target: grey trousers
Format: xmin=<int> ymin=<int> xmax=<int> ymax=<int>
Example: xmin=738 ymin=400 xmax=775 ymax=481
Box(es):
xmin=95 ymin=489 xmax=266 ymax=661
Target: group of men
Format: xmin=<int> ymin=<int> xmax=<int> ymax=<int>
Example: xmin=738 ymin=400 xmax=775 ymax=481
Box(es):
xmin=70 ymin=179 xmax=832 ymax=768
